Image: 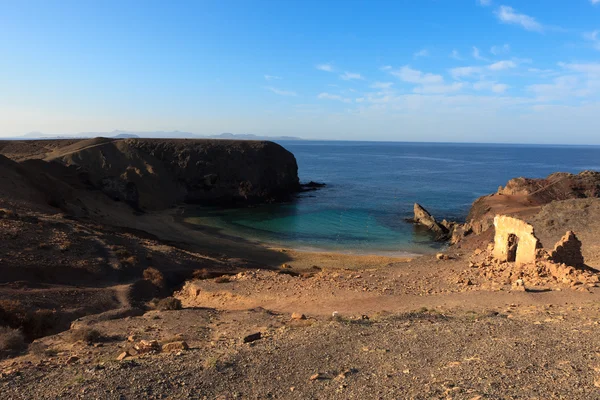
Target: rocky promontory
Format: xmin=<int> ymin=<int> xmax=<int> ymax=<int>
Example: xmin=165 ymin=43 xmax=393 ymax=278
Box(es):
xmin=0 ymin=138 xmax=300 ymax=210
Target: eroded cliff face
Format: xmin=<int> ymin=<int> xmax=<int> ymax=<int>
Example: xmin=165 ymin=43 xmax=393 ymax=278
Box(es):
xmin=0 ymin=138 xmax=301 ymax=211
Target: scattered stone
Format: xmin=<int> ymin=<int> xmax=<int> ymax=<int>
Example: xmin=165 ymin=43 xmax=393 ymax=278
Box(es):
xmin=134 ymin=340 xmax=160 ymax=353
xmin=162 ymin=341 xmax=189 ymax=352
xmin=116 ymin=352 xmax=129 ymax=361
xmin=127 ymin=335 xmax=137 ymax=342
xmin=436 ymin=253 xmax=450 ymax=261
xmin=281 ymin=263 xmax=291 ymax=269
xmin=243 ymin=332 xmax=262 ymax=343
xmin=291 ymin=312 xmax=306 ymax=320
xmin=310 ymin=373 xmax=323 ymax=381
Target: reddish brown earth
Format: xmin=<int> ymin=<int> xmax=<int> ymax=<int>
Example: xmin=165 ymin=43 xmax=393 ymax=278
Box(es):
xmin=1 ymin=142 xmax=600 ymax=399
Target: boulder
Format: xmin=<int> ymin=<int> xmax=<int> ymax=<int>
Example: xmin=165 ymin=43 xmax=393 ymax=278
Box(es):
xmin=162 ymin=341 xmax=189 ymax=352
xmin=412 ymin=203 xmax=450 ymax=240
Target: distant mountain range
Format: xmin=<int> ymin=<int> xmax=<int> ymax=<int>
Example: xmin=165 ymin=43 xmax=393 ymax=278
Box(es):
xmin=2 ymin=131 xmax=304 ymax=141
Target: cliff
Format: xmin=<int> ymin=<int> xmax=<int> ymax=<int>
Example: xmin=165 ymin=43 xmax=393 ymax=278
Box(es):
xmin=0 ymin=138 xmax=300 ymax=211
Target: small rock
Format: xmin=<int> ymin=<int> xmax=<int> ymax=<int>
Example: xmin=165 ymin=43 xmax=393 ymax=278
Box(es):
xmin=310 ymin=373 xmax=323 ymax=381
xmin=281 ymin=263 xmax=291 ymax=269
xmin=162 ymin=341 xmax=189 ymax=352
xmin=134 ymin=340 xmax=160 ymax=353
xmin=65 ymin=355 xmax=79 ymax=365
xmin=291 ymin=312 xmax=306 ymax=320
xmin=116 ymin=352 xmax=129 ymax=361
xmin=243 ymin=332 xmax=262 ymax=343
xmin=127 ymin=335 xmax=137 ymax=343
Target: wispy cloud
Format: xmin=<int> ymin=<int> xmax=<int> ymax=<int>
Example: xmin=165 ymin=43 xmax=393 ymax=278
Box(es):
xmin=488 ymin=60 xmax=517 ymax=71
xmin=391 ymin=66 xmax=443 ymax=84
xmin=496 ymin=5 xmax=543 ymax=32
xmin=450 ymin=49 xmax=463 ymax=60
xmin=370 ymin=81 xmax=394 ymax=89
xmin=558 ymin=62 xmax=600 ymax=76
xmin=478 ymin=0 xmax=492 ymax=6
xmin=584 ymin=30 xmax=600 ymax=50
xmin=414 ymin=48 xmax=429 ymax=58
xmin=265 ymin=87 xmax=297 ymax=96
xmin=490 ymin=43 xmax=510 ymax=55
xmin=473 ymin=80 xmax=509 ymax=93
xmin=264 ymin=75 xmax=281 ymax=81
xmin=592 ymin=0 xmax=600 ymax=5
xmin=412 ymin=82 xmax=464 ymax=94
xmin=317 ymin=92 xmax=352 ymax=103
xmin=316 ymin=63 xmax=334 ymax=72
xmin=339 ymin=71 xmax=364 ymax=80
xmin=472 ymin=46 xmax=489 ymax=61
xmin=450 ymin=66 xmax=483 ymax=79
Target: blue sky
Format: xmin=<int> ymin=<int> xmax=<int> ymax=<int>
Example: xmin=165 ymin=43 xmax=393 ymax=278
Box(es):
xmin=1 ymin=0 xmax=600 ymax=144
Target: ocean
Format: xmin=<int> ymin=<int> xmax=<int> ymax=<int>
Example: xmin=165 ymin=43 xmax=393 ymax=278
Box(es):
xmin=186 ymin=141 xmax=600 ymax=255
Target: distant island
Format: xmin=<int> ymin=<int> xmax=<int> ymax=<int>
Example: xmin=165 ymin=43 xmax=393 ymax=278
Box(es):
xmin=2 ymin=130 xmax=304 ymax=141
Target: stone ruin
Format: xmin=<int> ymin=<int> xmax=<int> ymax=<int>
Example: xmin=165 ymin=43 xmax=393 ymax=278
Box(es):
xmin=492 ymin=215 xmax=585 ymax=268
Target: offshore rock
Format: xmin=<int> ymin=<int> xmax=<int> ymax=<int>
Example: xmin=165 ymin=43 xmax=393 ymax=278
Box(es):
xmin=412 ymin=203 xmax=450 ymax=241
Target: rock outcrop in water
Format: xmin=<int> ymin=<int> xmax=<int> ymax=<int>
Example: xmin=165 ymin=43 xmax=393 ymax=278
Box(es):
xmin=0 ymin=138 xmax=301 ymax=210
xmin=411 ymin=203 xmax=451 ymax=241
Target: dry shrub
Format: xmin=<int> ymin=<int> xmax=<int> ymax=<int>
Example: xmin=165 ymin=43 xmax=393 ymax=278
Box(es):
xmin=0 ymin=327 xmax=26 ymax=354
xmin=121 ymin=256 xmax=138 ymax=266
xmin=192 ymin=268 xmax=212 ymax=280
xmin=0 ymin=301 xmax=58 ymax=341
xmin=143 ymin=267 xmax=165 ymax=288
xmin=69 ymin=327 xmax=104 ymax=343
xmin=151 ymin=297 xmax=182 ymax=311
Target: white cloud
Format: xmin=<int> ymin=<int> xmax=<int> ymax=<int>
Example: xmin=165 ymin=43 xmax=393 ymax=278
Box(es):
xmin=413 ymin=82 xmax=465 ymax=94
xmin=488 ymin=60 xmax=517 ymax=71
xmin=473 ymin=80 xmax=509 ymax=93
xmin=380 ymin=65 xmax=392 ymax=71
xmin=496 ymin=6 xmax=543 ymax=32
xmin=339 ymin=71 xmax=364 ymax=80
xmin=490 ymin=43 xmax=510 ymax=55
xmin=478 ymin=0 xmax=492 ymax=6
xmin=450 ymin=66 xmax=483 ymax=79
xmin=450 ymin=49 xmax=462 ymax=60
xmin=370 ymin=81 xmax=394 ymax=89
xmin=391 ymin=66 xmax=443 ymax=84
xmin=316 ymin=63 xmax=334 ymax=72
xmin=264 ymin=75 xmax=281 ymax=81
xmin=414 ymin=49 xmax=429 ymax=58
xmin=472 ymin=47 xmax=489 ymax=61
xmin=317 ymin=92 xmax=352 ymax=103
xmin=265 ymin=87 xmax=297 ymax=96
xmin=558 ymin=62 xmax=600 ymax=76
xmin=592 ymin=0 xmax=600 ymax=5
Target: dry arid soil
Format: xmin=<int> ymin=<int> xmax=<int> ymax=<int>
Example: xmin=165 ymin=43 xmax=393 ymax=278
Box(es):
xmin=1 ymin=139 xmax=600 ymax=399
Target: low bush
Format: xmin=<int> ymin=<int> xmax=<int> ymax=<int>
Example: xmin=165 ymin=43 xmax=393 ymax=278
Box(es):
xmin=0 ymin=327 xmax=26 ymax=354
xmin=143 ymin=267 xmax=165 ymax=288
xmin=69 ymin=327 xmax=104 ymax=343
xmin=151 ymin=297 xmax=182 ymax=311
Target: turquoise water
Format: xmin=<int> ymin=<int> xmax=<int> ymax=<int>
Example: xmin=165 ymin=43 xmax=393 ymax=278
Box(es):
xmin=186 ymin=141 xmax=600 ymax=255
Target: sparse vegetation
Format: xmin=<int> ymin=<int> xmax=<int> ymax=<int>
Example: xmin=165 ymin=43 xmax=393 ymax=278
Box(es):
xmin=143 ymin=267 xmax=165 ymax=288
xmin=192 ymin=268 xmax=212 ymax=280
xmin=0 ymin=326 xmax=26 ymax=354
xmin=151 ymin=297 xmax=182 ymax=311
xmin=68 ymin=327 xmax=104 ymax=343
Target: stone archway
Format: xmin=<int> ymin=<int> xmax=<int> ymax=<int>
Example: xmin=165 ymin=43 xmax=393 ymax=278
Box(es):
xmin=493 ymin=215 xmax=541 ymax=265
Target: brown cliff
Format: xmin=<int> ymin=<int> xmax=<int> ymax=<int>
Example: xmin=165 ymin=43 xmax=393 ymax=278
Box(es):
xmin=0 ymin=138 xmax=300 ymax=211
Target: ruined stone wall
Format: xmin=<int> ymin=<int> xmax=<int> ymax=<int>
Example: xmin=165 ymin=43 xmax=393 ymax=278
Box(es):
xmin=493 ymin=216 xmax=540 ymax=265
xmin=550 ymin=231 xmax=585 ymax=268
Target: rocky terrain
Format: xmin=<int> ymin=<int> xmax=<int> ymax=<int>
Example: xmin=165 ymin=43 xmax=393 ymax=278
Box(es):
xmin=1 ymin=144 xmax=600 ymax=399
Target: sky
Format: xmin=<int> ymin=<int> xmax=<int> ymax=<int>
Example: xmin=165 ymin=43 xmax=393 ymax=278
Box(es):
xmin=1 ymin=0 xmax=600 ymax=144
